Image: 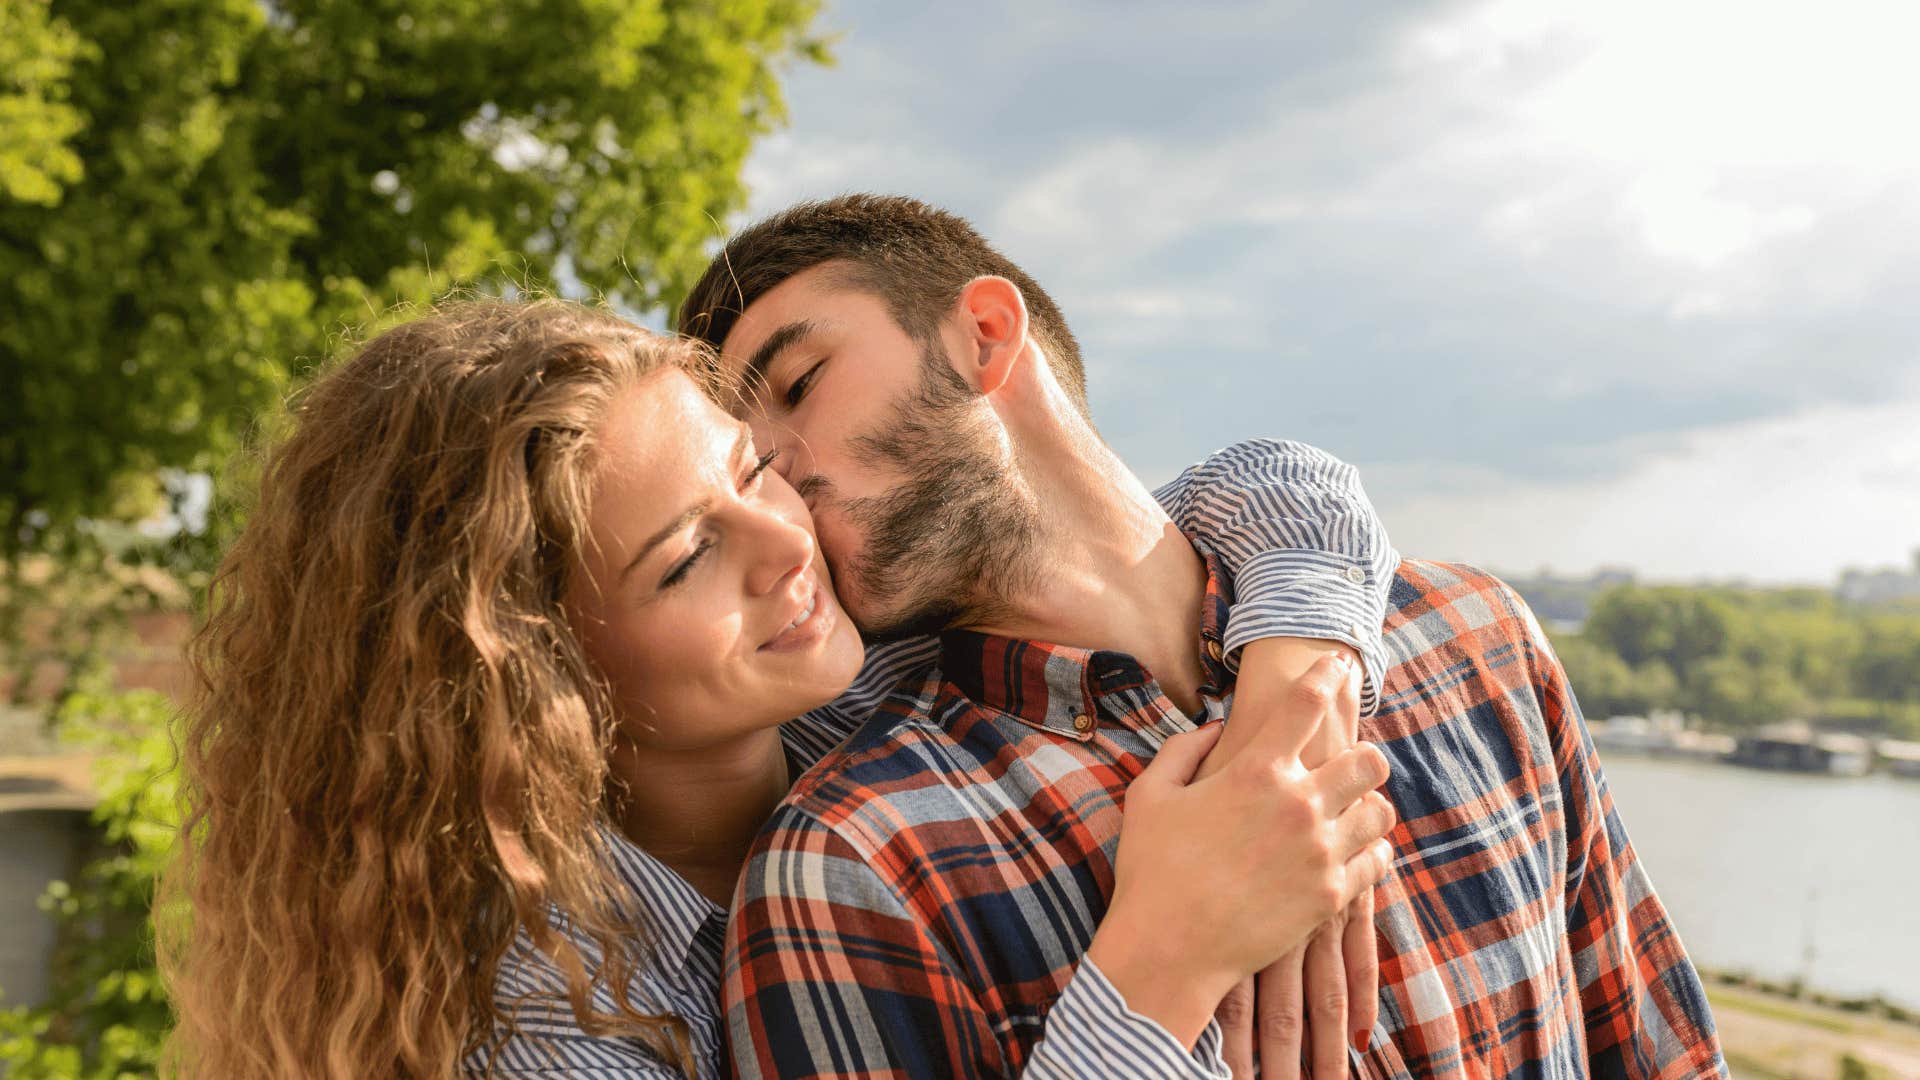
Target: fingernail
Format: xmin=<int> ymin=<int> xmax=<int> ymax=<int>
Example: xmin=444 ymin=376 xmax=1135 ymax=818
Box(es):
xmin=1352 ymin=1028 xmax=1371 ymax=1054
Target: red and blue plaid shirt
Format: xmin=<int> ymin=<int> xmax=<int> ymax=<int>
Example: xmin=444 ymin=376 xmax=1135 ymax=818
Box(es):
xmin=725 ymin=556 xmax=1726 ymax=1078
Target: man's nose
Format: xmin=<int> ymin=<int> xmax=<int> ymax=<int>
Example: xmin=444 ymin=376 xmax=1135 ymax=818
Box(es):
xmin=743 ymin=505 xmax=817 ymax=598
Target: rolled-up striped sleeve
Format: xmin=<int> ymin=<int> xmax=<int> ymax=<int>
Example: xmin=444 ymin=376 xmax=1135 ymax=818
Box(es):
xmin=1025 ymin=957 xmax=1230 ymax=1080
xmin=1153 ymin=438 xmax=1397 ymax=715
xmin=790 ymin=439 xmax=1395 ymax=760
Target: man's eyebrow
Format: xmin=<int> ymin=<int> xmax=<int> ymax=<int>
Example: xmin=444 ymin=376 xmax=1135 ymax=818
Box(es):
xmin=619 ymin=422 xmax=752 ymax=583
xmin=744 ymin=320 xmax=820 ymax=395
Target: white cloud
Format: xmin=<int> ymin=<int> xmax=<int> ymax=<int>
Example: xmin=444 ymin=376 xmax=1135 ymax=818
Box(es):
xmin=1372 ymin=392 xmax=1920 ymax=583
xmin=738 ymin=0 xmax=1920 ymax=579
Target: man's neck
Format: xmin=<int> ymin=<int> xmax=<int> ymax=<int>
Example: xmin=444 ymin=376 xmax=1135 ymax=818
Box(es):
xmin=964 ymin=433 xmax=1209 ymax=715
xmin=607 ymin=726 xmax=790 ymax=907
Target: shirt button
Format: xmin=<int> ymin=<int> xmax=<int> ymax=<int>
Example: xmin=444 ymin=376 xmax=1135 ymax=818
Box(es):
xmin=1205 ymin=639 xmax=1225 ymax=663
xmin=1350 ymin=621 xmax=1367 ymax=638
xmin=1345 ymin=566 xmax=1367 ymax=585
xmin=1072 ymin=713 xmax=1094 ymax=733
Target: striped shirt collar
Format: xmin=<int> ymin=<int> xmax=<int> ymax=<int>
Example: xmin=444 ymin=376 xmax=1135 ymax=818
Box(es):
xmin=938 ymin=542 xmax=1237 ymax=735
xmin=596 ymin=825 xmax=724 ymax=977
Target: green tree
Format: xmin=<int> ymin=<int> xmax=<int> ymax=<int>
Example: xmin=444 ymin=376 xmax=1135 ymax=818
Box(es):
xmin=1585 ymin=585 xmax=1730 ymax=684
xmin=0 ymin=3 xmax=827 ymax=1072
xmin=1559 ymin=579 xmax=1920 ymax=732
xmin=2 ymin=0 xmax=827 ymax=551
xmin=1552 ymin=633 xmax=1635 ymax=716
xmin=1550 ymin=632 xmax=1677 ymax=718
xmin=1855 ymin=617 xmax=1920 ymax=709
xmin=1683 ymin=654 xmax=1809 ymax=730
xmin=1583 ymin=586 xmax=1669 ymax=668
xmin=0 ymin=691 xmax=178 ymax=1077
xmin=0 ymin=0 xmax=92 ymax=205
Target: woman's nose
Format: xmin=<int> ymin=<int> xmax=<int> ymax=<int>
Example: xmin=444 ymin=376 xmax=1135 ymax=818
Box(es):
xmin=743 ymin=505 xmax=816 ymax=597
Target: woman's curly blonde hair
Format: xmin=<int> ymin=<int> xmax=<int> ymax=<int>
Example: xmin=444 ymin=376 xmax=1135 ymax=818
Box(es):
xmin=163 ymin=299 xmax=714 ymax=1077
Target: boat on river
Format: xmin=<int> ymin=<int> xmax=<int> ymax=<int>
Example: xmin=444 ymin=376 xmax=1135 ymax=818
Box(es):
xmin=1726 ymin=724 xmax=1872 ymax=776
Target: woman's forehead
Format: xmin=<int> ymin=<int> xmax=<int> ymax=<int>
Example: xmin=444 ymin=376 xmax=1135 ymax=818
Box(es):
xmin=594 ymin=369 xmax=739 ymax=488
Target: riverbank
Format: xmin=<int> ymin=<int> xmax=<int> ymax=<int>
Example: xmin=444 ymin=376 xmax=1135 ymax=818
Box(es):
xmin=1704 ymin=971 xmax=1920 ymax=1078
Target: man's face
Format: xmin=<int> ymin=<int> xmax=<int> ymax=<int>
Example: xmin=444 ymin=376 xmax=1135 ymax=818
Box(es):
xmin=717 ymin=263 xmax=1035 ymax=638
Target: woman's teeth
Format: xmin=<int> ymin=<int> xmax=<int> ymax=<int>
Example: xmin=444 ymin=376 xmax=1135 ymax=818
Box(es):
xmin=789 ymin=593 xmax=816 ymax=630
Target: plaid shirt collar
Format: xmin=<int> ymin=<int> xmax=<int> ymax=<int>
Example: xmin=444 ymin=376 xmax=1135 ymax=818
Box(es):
xmin=938 ymin=540 xmax=1237 ymax=739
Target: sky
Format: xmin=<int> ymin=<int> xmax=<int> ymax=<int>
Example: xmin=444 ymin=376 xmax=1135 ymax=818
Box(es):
xmin=730 ymin=0 xmax=1920 ymax=585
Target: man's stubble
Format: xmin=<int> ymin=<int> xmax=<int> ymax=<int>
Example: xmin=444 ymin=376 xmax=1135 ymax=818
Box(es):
xmin=830 ymin=342 xmax=1044 ymax=641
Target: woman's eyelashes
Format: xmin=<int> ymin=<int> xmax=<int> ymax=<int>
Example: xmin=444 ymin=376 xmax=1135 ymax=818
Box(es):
xmin=659 ymin=450 xmax=782 ymax=589
xmin=661 ymin=538 xmax=712 ymax=589
xmin=745 ymin=448 xmax=779 ymax=486
xmin=783 ymin=359 xmax=825 ymax=408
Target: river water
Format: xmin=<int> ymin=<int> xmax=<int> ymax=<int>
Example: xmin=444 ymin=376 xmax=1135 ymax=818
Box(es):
xmin=1598 ymin=752 xmax=1920 ymax=1008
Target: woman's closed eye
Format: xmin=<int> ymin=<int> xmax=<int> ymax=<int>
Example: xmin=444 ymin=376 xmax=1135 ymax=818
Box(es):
xmin=660 ymin=538 xmax=712 ymax=589
xmin=659 ymin=449 xmax=781 ymax=589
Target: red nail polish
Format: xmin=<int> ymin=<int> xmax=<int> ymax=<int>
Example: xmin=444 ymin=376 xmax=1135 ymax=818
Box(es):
xmin=1352 ymin=1029 xmax=1371 ymax=1054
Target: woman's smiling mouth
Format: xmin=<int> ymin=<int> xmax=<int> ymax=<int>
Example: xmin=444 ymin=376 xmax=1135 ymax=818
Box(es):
xmin=762 ymin=580 xmax=831 ymax=652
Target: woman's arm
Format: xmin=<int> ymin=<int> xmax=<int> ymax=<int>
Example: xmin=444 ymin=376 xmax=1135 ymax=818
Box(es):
xmin=782 ymin=438 xmax=1397 ymax=770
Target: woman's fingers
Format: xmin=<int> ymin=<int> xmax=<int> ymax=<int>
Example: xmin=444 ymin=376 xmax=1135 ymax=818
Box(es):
xmin=1331 ymin=790 xmax=1396 ymax=863
xmin=1216 ymin=976 xmax=1256 ymax=1078
xmin=1257 ymin=948 xmax=1306 ymax=1080
xmin=1311 ymin=742 xmax=1391 ymax=813
xmin=1343 ymin=839 xmax=1396 ymax=907
xmin=1138 ymin=721 xmax=1225 ymax=789
xmin=1342 ymin=888 xmax=1380 ymax=1057
xmin=1305 ymin=920 xmax=1350 ymax=1080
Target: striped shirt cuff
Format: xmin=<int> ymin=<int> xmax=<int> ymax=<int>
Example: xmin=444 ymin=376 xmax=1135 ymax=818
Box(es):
xmin=1221 ymin=547 xmax=1393 ymax=716
xmin=1024 ymin=957 xmax=1231 ymax=1080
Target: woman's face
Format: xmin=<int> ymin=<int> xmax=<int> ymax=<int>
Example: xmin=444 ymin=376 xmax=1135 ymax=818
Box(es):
xmin=567 ymin=368 xmax=865 ymax=751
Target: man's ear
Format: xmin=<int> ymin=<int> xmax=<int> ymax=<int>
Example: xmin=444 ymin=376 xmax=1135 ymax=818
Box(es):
xmin=954 ymin=276 xmax=1029 ymax=395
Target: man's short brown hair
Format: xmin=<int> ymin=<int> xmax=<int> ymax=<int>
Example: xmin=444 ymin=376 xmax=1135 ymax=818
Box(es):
xmin=677 ymin=194 xmax=1088 ymax=411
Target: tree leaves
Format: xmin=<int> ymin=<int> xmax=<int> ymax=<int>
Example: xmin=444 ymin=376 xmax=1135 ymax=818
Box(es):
xmin=1 ymin=0 xmax=826 ymax=549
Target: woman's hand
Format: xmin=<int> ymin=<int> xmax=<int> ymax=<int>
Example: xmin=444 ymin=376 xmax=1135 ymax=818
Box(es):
xmin=1084 ymin=654 xmax=1396 ymax=1049
xmin=1206 ymin=638 xmax=1380 ymax=1079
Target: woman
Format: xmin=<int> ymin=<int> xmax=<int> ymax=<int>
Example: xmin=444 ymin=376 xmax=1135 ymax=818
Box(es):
xmin=162 ymin=299 xmax=1395 ymax=1077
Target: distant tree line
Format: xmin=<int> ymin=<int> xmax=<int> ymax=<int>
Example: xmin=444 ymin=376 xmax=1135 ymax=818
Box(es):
xmin=1548 ymin=584 xmax=1920 ymax=737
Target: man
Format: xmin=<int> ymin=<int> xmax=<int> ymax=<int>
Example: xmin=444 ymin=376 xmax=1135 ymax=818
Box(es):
xmin=681 ymin=195 xmax=1726 ymax=1078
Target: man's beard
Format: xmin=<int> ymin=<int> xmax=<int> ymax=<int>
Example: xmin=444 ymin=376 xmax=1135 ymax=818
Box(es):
xmin=832 ymin=341 xmax=1042 ymax=641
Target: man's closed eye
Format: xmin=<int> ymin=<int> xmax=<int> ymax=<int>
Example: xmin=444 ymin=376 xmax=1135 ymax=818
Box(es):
xmin=784 ymin=359 xmax=825 ymax=409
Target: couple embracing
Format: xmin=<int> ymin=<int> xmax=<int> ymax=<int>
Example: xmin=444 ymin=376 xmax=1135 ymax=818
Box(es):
xmin=167 ymin=195 xmax=1727 ymax=1079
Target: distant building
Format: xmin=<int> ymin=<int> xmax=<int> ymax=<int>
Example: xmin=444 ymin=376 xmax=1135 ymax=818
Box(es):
xmin=0 ymin=753 xmax=99 ymax=1010
xmin=1837 ymin=549 xmax=1920 ymax=606
xmin=0 ymin=606 xmax=187 ymax=1010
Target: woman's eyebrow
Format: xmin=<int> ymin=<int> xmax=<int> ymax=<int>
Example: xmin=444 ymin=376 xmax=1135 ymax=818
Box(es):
xmin=619 ymin=422 xmax=751 ymax=582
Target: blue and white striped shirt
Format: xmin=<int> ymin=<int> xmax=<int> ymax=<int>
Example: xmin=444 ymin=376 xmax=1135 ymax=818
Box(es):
xmin=468 ymin=438 xmax=1397 ymax=1078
